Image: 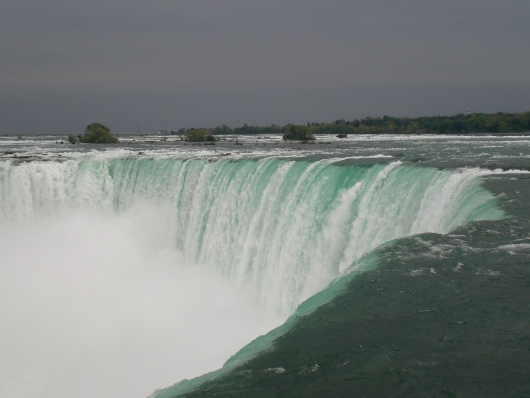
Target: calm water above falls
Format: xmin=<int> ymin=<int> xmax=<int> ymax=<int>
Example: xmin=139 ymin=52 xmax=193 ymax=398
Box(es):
xmin=0 ymin=134 xmax=529 ymax=398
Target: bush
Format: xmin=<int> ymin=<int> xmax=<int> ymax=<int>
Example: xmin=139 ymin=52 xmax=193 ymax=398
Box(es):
xmin=185 ymin=129 xmax=213 ymax=142
xmin=79 ymin=123 xmax=118 ymax=143
xmin=67 ymin=134 xmax=78 ymax=144
xmin=283 ymin=125 xmax=315 ymax=141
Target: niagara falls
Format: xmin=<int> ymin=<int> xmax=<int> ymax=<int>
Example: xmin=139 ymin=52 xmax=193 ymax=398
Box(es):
xmin=2 ymin=1 xmax=530 ymax=397
xmin=1 ymin=132 xmax=530 ymax=397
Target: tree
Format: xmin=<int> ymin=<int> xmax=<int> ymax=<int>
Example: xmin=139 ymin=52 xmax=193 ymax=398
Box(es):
xmin=79 ymin=123 xmax=118 ymax=143
xmin=405 ymin=122 xmax=419 ymax=134
xmin=283 ymin=125 xmax=315 ymax=141
xmin=184 ymin=129 xmax=216 ymax=142
xmin=67 ymin=134 xmax=78 ymax=144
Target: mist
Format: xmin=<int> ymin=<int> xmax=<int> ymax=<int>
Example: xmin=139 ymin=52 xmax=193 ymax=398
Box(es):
xmin=0 ymin=205 xmax=281 ymax=398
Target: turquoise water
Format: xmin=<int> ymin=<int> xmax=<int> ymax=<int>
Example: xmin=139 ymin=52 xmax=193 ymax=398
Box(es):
xmin=0 ymin=157 xmax=504 ymax=317
xmin=0 ymin=134 xmax=528 ymax=398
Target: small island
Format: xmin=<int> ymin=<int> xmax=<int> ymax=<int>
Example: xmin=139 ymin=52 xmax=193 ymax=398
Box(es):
xmin=182 ymin=129 xmax=216 ymax=142
xmin=68 ymin=123 xmax=118 ymax=144
xmin=282 ymin=124 xmax=315 ymax=141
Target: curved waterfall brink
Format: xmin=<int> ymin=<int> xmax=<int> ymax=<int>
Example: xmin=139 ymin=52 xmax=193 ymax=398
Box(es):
xmin=0 ymin=157 xmax=504 ymax=317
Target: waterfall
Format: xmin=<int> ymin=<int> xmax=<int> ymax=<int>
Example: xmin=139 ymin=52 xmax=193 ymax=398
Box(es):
xmin=0 ymin=157 xmax=504 ymax=317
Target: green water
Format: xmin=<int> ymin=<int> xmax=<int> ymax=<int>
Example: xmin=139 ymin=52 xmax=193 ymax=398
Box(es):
xmin=170 ymin=173 xmax=530 ymax=397
xmin=1 ymin=134 xmax=529 ymax=397
xmin=0 ymin=156 xmax=504 ymax=318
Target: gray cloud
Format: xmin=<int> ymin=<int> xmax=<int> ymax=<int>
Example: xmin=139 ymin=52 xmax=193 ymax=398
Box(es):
xmin=1 ymin=0 xmax=529 ymax=134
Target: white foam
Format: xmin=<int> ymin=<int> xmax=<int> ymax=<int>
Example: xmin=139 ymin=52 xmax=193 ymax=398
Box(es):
xmin=0 ymin=205 xmax=281 ymax=398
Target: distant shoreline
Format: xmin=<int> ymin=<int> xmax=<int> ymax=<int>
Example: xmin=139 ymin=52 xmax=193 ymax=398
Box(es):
xmin=3 ymin=111 xmax=529 ymax=137
xmin=172 ymin=111 xmax=530 ymax=137
xmin=3 ymin=132 xmax=530 ymax=137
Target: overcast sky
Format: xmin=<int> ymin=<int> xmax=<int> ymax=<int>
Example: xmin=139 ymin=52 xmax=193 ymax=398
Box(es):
xmin=1 ymin=1 xmax=529 ymax=134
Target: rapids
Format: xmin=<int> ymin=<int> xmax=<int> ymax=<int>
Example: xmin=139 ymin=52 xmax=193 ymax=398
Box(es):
xmin=1 ymin=134 xmax=519 ymax=398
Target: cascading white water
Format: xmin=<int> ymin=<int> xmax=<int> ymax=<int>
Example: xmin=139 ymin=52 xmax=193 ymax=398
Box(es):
xmin=0 ymin=157 xmax=504 ymax=316
xmin=0 ymin=155 xmax=506 ymax=398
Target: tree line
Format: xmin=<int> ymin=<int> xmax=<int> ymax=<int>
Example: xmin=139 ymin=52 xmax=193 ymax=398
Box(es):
xmin=172 ymin=111 xmax=530 ymax=136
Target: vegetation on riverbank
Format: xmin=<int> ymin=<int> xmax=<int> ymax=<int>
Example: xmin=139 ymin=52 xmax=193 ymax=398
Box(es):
xmin=172 ymin=111 xmax=530 ymax=136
